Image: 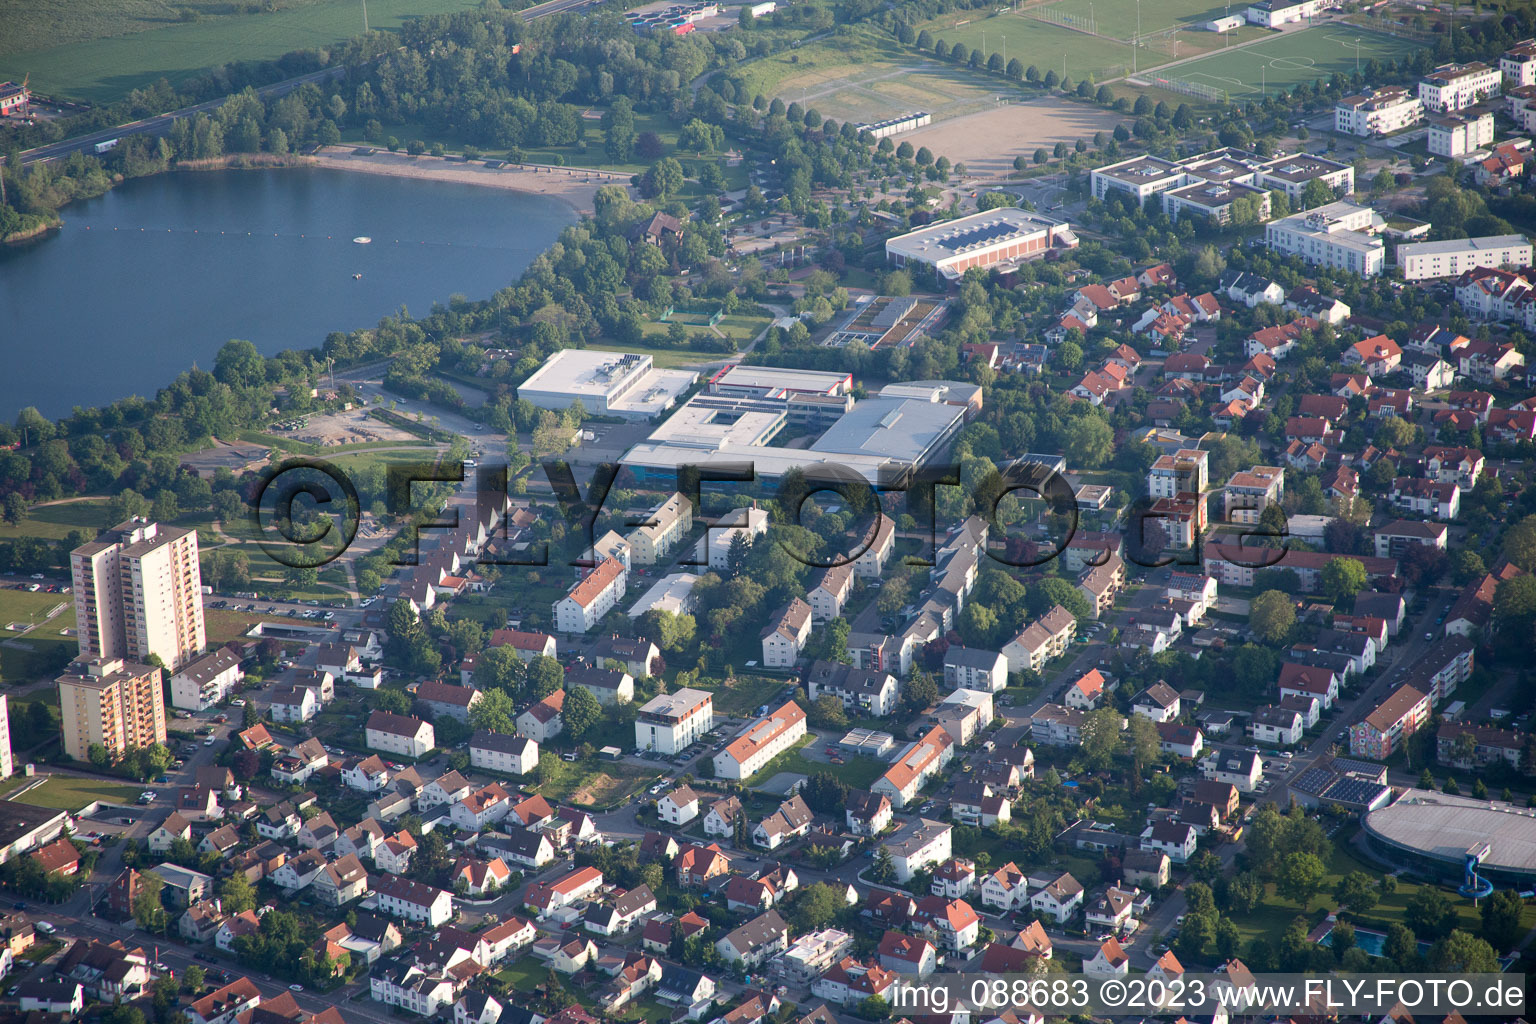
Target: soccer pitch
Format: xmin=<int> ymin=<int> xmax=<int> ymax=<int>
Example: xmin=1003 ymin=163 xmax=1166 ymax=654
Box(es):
xmin=1158 ymin=26 xmax=1422 ymax=97
xmin=1032 ymin=0 xmax=1243 ymax=39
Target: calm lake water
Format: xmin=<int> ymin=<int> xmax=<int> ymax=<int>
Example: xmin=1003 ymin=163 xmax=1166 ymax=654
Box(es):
xmin=0 ymin=167 xmax=575 ymax=418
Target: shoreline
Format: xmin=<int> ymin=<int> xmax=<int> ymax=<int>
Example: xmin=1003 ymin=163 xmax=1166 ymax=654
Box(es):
xmin=305 ymin=146 xmax=631 ymax=215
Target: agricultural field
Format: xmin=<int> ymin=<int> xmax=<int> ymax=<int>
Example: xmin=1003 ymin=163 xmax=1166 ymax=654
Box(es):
xmin=1149 ymin=26 xmax=1421 ymax=100
xmin=0 ymin=0 xmax=483 ymax=104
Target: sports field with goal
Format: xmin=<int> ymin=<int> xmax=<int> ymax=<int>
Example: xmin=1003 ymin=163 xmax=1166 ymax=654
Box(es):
xmin=1153 ymin=26 xmax=1421 ymax=98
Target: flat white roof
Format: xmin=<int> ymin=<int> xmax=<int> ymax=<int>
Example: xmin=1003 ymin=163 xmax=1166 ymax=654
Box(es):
xmin=518 ymin=349 xmax=697 ymax=416
xmin=1365 ymin=789 xmax=1536 ymax=874
xmin=712 ymin=365 xmax=850 ymax=395
xmin=809 ymin=397 xmax=965 ymax=461
xmin=628 ymin=572 xmax=700 ymax=618
xmin=521 ymin=349 xmax=651 ymax=398
xmin=1398 ymin=234 xmax=1531 ymax=257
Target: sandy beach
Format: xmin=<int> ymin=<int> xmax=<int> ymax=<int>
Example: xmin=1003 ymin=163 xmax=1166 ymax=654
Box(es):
xmin=306 ymin=146 xmax=630 ymax=214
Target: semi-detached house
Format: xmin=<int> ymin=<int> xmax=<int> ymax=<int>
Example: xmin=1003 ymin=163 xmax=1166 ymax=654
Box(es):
xmin=525 ymin=865 xmax=604 ymax=917
xmin=468 ymin=731 xmax=538 ymax=775
xmin=715 ymin=911 xmax=789 ymax=967
xmin=517 ymin=690 xmax=565 ymax=744
xmin=373 ymin=876 xmax=454 ymax=928
xmin=761 ymin=598 xmax=813 ymax=668
xmin=365 ymin=711 xmax=435 ymax=759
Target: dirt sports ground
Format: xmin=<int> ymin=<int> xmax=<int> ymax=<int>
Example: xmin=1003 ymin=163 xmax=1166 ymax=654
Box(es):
xmin=902 ymin=98 xmax=1129 ymax=177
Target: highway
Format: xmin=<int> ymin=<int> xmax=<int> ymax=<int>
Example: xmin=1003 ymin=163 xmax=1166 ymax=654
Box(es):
xmin=16 ymin=0 xmax=594 ymax=168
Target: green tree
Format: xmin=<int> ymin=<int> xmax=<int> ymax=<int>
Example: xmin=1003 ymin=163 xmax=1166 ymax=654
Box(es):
xmin=1081 ymin=707 xmax=1122 ymax=770
xmin=1300 ymin=177 xmax=1335 ymax=209
xmin=1334 ymin=871 xmax=1379 ymax=915
xmin=1385 ymin=923 xmax=1420 ymax=968
xmin=527 ymin=655 xmax=564 ymax=699
xmin=217 ymin=872 xmax=257 ymax=914
xmin=1429 ymin=929 xmax=1500 ymax=972
xmin=2 ymin=493 xmax=25 ymax=526
xmin=642 ymin=158 xmax=685 ymax=199
xmin=1503 ymin=515 xmax=1536 ymax=571
xmin=1277 ymin=852 xmax=1325 ymax=910
xmin=181 ymin=964 xmax=206 ymax=994
xmin=790 ymin=883 xmax=847 ymax=931
xmin=469 ymin=688 xmax=519 ymax=734
xmin=809 ymin=694 xmax=849 ymax=729
xmin=1320 ymin=557 xmax=1368 ymax=606
xmin=133 ymin=870 xmax=167 ymax=931
xmin=1249 ymin=590 xmax=1295 ymax=644
xmin=1405 ymin=887 xmax=1457 ymax=939
xmin=1480 ymin=889 xmax=1524 ymax=951
xmin=1175 ymin=912 xmax=1213 ymax=962
xmin=902 ymin=672 xmax=938 ymax=711
xmin=871 ymin=846 xmax=896 ymax=884
xmin=1125 ymin=714 xmax=1161 ymax=773
xmin=1330 ymin=919 xmax=1356 ymax=962
xmin=561 ymin=686 xmax=602 ymax=742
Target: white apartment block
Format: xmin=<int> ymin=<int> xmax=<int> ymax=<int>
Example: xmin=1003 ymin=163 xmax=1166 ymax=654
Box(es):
xmin=1335 ymin=88 xmax=1424 ymax=136
xmin=634 ymin=687 xmax=714 ymax=754
xmin=169 ymin=647 xmax=243 ymax=711
xmin=1398 ymin=234 xmax=1532 ymax=282
xmin=1420 ymin=62 xmax=1501 ymax=112
xmin=1503 ymin=40 xmax=1536 ymax=87
xmin=626 ymin=492 xmax=692 ymax=566
xmin=713 ymin=700 xmax=807 ymax=780
xmin=1265 ymin=201 xmax=1385 ymax=277
xmin=1147 ymin=449 xmax=1208 ymax=499
xmin=553 ymin=557 xmax=627 ymax=633
xmin=1090 ymin=155 xmax=1186 ymax=204
xmin=1428 ymin=111 xmax=1495 ymax=157
xmin=71 ymin=518 xmax=205 ymax=672
xmin=872 ymin=726 xmax=955 ymax=808
xmin=1090 ymin=149 xmax=1351 ymax=219
xmin=1254 ymin=155 xmax=1355 ymax=204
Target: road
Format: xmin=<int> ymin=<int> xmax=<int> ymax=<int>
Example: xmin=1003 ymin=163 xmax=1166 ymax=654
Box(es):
xmin=18 ymin=0 xmax=595 ymax=168
xmin=18 ymin=68 xmax=345 ymax=167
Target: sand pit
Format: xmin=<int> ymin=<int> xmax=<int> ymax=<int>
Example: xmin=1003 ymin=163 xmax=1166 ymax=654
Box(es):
xmin=903 ymin=99 xmax=1128 ymax=177
xmin=308 ymin=146 xmax=628 ymax=215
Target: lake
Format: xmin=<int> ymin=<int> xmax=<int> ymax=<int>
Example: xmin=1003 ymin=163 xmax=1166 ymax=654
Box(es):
xmin=0 ymin=167 xmax=576 ymax=418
